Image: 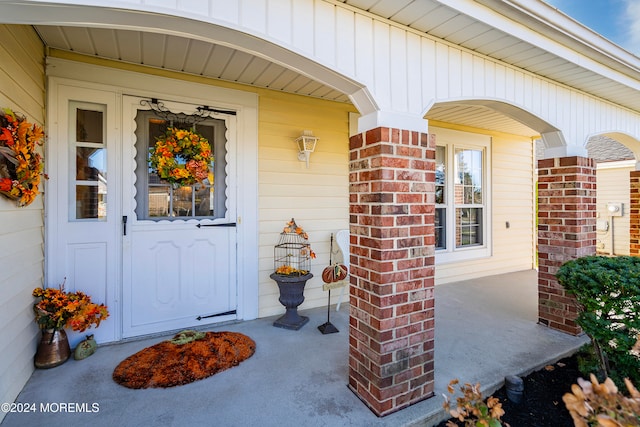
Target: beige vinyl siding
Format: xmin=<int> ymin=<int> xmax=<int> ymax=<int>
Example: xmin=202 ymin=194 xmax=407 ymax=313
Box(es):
xmin=596 ymin=163 xmax=633 ymax=256
xmin=434 ymin=123 xmax=535 ymax=283
xmin=0 ymin=25 xmax=45 ymax=422
xmin=258 ymin=92 xmax=352 ymax=317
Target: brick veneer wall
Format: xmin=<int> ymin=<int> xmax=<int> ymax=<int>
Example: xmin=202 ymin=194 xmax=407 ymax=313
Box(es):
xmin=537 ymin=156 xmax=596 ymax=335
xmin=630 ymin=171 xmax=640 ymax=256
xmin=348 ymin=127 xmax=436 ymax=416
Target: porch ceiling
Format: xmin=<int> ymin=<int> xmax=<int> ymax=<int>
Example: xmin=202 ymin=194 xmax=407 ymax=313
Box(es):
xmin=33 ymin=0 xmax=639 ymax=138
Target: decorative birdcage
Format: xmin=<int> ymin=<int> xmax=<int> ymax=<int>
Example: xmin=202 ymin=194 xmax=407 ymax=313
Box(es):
xmin=273 ymin=218 xmax=314 ymax=276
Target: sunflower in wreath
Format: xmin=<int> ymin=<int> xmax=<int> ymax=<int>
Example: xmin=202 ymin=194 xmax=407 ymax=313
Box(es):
xmin=149 ymin=127 xmax=212 ymax=186
xmin=0 ymin=108 xmax=45 ymax=207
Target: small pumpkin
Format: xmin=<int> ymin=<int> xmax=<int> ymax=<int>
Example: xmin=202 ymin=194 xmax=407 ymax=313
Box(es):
xmin=322 ymin=266 xmax=334 ymax=283
xmin=321 ymin=264 xmax=348 ymax=283
xmin=74 ymin=334 xmax=97 ymax=360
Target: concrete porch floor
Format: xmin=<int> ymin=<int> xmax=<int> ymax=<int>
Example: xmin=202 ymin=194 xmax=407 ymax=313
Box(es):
xmin=2 ymin=270 xmax=588 ymax=427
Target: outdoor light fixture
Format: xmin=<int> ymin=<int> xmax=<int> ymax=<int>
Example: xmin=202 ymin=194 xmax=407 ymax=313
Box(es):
xmin=295 ymin=130 xmax=318 ymax=168
xmin=607 ymin=202 xmax=623 ymax=216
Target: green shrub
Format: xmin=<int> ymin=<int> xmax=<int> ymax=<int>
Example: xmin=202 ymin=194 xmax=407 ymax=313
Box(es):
xmin=576 ymin=344 xmax=604 ymax=379
xmin=556 ymin=255 xmax=640 ymax=387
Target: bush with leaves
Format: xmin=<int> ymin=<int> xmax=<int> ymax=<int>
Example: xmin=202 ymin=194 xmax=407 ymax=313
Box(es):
xmin=563 ymin=374 xmax=640 ymax=427
xmin=443 ymin=379 xmax=506 ymax=427
xmin=556 ymin=255 xmax=640 ymax=387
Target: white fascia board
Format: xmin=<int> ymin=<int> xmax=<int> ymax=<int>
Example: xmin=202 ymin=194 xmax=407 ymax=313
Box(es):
xmin=597 ymin=160 xmax=636 ymax=170
xmin=501 ymin=0 xmax=640 ymax=72
xmin=440 ymin=0 xmax=640 ymax=90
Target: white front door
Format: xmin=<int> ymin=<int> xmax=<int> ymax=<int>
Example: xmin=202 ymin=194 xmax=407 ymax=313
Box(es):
xmin=121 ymin=96 xmax=238 ymax=337
xmin=47 ymin=68 xmax=258 ymax=344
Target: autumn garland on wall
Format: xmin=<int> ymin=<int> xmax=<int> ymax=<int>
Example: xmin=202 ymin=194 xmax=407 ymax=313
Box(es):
xmin=149 ymin=127 xmax=212 ymax=187
xmin=0 ymin=108 xmax=45 ymax=206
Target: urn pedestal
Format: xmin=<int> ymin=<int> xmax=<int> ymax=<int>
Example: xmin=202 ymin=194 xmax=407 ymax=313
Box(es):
xmin=270 ymin=273 xmax=312 ymax=330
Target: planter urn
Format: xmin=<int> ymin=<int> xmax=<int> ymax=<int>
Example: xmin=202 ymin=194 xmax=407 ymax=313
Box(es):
xmin=270 ymin=272 xmax=313 ymax=330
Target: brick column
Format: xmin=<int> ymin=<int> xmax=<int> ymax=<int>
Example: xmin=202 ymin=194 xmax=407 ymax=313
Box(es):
xmin=537 ymin=156 xmax=596 ymax=335
xmin=348 ymin=127 xmax=435 ymax=416
xmin=630 ymin=171 xmax=640 ymax=256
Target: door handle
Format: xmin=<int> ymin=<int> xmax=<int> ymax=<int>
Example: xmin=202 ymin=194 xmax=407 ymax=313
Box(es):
xmin=122 ymin=215 xmax=127 ymax=236
xmin=196 ymin=222 xmax=236 ymax=228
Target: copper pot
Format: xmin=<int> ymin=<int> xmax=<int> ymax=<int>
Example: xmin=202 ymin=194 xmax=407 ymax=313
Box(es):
xmin=34 ymin=329 xmax=71 ymax=369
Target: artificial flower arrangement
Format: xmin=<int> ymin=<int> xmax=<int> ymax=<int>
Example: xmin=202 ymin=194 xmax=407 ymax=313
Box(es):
xmin=0 ymin=108 xmax=45 ymax=207
xmin=32 ymin=281 xmax=109 ymax=332
xmin=149 ymin=127 xmax=212 ymax=186
xmin=273 ymin=218 xmax=316 ymax=276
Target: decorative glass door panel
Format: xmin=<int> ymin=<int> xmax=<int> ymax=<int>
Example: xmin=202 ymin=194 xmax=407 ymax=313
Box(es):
xmin=134 ymin=111 xmax=227 ymax=220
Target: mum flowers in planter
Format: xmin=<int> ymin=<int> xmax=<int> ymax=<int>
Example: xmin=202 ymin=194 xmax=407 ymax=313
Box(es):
xmin=0 ymin=108 xmax=45 ymax=207
xmin=149 ymin=127 xmax=212 ymax=186
xmin=32 ymin=282 xmax=109 ymax=332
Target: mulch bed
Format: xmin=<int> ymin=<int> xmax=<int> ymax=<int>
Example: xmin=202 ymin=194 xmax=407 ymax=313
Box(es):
xmin=438 ymin=355 xmax=581 ymax=426
xmin=112 ymin=331 xmax=255 ymax=389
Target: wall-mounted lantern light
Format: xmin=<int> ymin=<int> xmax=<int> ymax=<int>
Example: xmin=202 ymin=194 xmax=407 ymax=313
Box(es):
xmin=295 ymin=130 xmax=318 ymax=168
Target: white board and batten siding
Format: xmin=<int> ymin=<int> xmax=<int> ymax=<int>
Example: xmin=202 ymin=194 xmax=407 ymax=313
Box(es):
xmin=0 ymin=25 xmax=45 ymax=422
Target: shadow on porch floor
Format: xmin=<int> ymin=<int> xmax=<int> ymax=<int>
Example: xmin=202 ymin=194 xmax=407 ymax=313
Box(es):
xmin=2 ymin=269 xmax=588 ymax=427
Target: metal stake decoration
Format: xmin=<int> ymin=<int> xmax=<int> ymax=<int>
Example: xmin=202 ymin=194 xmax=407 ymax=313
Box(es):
xmin=318 ymin=233 xmax=339 ymax=335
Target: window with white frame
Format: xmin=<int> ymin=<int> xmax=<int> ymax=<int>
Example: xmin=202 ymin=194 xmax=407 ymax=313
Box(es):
xmin=434 ymin=128 xmax=491 ymax=262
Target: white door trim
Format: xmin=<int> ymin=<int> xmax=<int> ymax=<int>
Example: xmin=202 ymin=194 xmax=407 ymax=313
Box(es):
xmin=46 ymin=59 xmax=259 ymax=343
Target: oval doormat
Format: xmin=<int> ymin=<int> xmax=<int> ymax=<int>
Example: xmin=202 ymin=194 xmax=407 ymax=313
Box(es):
xmin=113 ymin=331 xmax=255 ymax=389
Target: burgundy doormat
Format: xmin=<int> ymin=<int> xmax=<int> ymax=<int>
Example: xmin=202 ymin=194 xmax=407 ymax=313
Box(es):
xmin=113 ymin=331 xmax=255 ymax=389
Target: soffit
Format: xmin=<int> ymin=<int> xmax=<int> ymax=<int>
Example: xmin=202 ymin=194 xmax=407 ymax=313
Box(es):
xmin=426 ymin=103 xmax=538 ymax=136
xmin=35 ymin=25 xmax=351 ymax=104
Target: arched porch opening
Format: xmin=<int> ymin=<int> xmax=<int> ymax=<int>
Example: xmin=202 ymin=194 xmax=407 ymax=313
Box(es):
xmin=585 ymin=132 xmax=640 ymax=258
xmin=425 ymin=99 xmax=596 ymax=336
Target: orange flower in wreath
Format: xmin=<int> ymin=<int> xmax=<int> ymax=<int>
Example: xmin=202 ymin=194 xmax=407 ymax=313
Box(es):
xmin=0 ymin=108 xmax=45 ymax=207
xmin=149 ymin=127 xmax=212 ymax=187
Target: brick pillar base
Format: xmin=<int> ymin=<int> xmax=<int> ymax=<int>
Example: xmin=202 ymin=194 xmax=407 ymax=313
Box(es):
xmin=537 ymin=156 xmax=596 ymax=335
xmin=630 ymin=171 xmax=640 ymax=256
xmin=348 ymin=127 xmax=435 ymax=416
